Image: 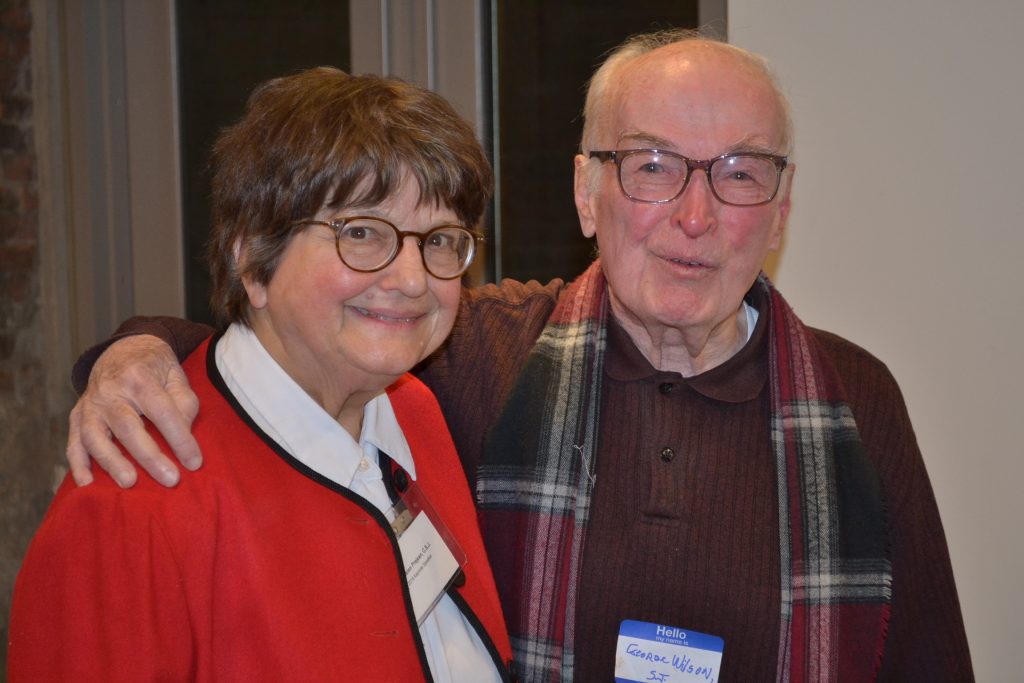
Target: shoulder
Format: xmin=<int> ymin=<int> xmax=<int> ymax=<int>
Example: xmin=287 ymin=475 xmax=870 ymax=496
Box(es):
xmin=809 ymin=327 xmax=902 ymax=394
xmin=461 ymin=277 xmax=566 ymax=316
xmin=457 ymin=278 xmax=567 ymax=343
xmin=24 ymin=469 xmax=193 ymax=568
xmin=429 ymin=278 xmax=567 ymax=370
xmin=414 ymin=278 xmax=569 ymax=443
xmin=807 ymin=327 xmax=921 ymax=491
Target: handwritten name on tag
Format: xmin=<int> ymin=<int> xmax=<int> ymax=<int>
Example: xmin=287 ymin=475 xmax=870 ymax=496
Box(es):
xmin=614 ymin=619 xmax=724 ymax=683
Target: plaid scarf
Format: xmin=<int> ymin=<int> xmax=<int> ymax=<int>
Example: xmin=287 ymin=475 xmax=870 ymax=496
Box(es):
xmin=477 ymin=262 xmax=892 ymax=682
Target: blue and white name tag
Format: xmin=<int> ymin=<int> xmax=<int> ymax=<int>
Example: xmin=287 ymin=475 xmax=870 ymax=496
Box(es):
xmin=614 ymin=619 xmax=724 ymax=683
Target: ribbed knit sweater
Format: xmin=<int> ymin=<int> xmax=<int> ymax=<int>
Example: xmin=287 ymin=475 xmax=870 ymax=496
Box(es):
xmin=421 ymin=278 xmax=972 ymax=682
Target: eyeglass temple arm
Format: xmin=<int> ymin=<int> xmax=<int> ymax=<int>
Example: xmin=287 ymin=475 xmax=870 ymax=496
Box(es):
xmin=588 ymin=151 xmax=617 ymax=163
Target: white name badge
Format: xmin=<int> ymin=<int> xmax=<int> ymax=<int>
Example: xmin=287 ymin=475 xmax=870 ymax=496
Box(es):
xmin=614 ymin=619 xmax=724 ymax=683
xmin=389 ymin=481 xmax=465 ymax=625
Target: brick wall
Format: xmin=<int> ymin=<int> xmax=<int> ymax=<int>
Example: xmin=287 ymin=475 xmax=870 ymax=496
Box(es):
xmin=0 ymin=1 xmax=71 ymax=676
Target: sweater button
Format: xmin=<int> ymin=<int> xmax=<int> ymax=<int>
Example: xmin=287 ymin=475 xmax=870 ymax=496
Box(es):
xmin=660 ymin=447 xmax=676 ymax=463
xmin=393 ymin=468 xmax=410 ymax=493
xmin=658 ymin=382 xmax=675 ymax=395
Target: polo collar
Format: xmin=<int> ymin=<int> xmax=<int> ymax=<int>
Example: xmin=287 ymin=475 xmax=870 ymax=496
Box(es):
xmin=604 ymin=284 xmax=768 ymax=403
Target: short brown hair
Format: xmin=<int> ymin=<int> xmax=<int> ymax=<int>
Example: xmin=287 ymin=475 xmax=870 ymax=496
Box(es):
xmin=207 ymin=67 xmax=493 ymax=325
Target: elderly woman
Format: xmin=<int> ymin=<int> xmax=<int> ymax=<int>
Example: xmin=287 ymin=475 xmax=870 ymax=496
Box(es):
xmin=9 ymin=68 xmax=512 ymax=681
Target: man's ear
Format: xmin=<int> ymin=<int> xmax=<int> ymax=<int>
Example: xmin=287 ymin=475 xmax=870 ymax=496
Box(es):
xmin=234 ymin=238 xmax=268 ymax=310
xmin=574 ymin=154 xmax=598 ymax=239
xmin=769 ymin=162 xmax=796 ymax=251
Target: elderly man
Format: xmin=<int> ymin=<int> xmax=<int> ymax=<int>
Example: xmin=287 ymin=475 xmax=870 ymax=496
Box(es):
xmin=65 ymin=31 xmax=972 ymax=681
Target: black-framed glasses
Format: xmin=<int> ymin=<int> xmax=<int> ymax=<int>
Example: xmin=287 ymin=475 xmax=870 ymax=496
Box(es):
xmin=294 ymin=216 xmax=484 ymax=280
xmin=589 ymin=149 xmax=788 ymax=206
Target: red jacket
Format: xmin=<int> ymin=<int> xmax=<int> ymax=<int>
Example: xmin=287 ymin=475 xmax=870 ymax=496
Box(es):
xmin=9 ymin=337 xmax=513 ymax=682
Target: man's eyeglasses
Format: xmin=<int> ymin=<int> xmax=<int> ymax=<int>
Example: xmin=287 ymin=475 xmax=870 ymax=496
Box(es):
xmin=589 ymin=149 xmax=788 ymax=207
xmin=293 ymin=216 xmax=483 ymax=280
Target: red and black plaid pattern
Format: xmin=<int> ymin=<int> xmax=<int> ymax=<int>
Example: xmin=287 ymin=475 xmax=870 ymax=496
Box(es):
xmin=768 ymin=285 xmax=892 ymax=682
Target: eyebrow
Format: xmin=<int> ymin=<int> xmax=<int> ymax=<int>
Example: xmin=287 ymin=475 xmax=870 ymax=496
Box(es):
xmin=319 ymin=213 xmax=468 ymax=232
xmin=616 ymin=131 xmax=675 ymax=150
xmin=723 ymin=136 xmax=783 ymax=156
xmin=615 ymin=131 xmax=784 ymax=157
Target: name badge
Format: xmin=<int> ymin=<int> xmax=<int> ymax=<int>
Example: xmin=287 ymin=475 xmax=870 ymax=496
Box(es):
xmin=389 ymin=481 xmax=466 ymax=625
xmin=614 ymin=619 xmax=724 ymax=683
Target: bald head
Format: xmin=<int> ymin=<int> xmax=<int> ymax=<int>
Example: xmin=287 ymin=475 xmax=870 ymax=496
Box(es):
xmin=581 ymin=31 xmax=793 ymax=156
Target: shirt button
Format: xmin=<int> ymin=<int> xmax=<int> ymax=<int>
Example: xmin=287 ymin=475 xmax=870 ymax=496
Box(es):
xmin=660 ymin=447 xmax=676 ymax=463
xmin=658 ymin=382 xmax=675 ymax=395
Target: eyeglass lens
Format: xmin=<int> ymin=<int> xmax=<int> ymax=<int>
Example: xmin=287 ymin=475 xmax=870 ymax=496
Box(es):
xmin=618 ymin=151 xmax=781 ymax=205
xmin=335 ymin=217 xmax=476 ymax=278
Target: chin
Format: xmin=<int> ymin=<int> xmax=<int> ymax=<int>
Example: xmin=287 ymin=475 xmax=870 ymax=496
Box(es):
xmin=359 ymin=352 xmax=427 ymax=380
xmin=650 ymin=296 xmax=712 ymax=323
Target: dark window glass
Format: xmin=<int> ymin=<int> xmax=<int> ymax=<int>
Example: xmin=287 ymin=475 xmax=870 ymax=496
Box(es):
xmin=177 ymin=0 xmax=350 ymax=324
xmin=494 ymin=1 xmax=700 ymax=283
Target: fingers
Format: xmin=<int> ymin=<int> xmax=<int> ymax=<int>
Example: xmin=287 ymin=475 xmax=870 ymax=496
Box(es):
xmin=66 ymin=405 xmax=95 ymax=487
xmin=104 ymin=399 xmax=181 ymax=487
xmin=69 ymin=400 xmax=143 ymax=488
xmin=165 ymin=367 xmax=202 ymax=470
xmin=136 ymin=371 xmax=202 ymax=474
xmin=65 ymin=334 xmax=202 ymax=488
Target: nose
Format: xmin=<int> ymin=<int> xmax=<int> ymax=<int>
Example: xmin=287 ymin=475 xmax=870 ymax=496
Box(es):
xmin=671 ymin=171 xmax=717 ymax=239
xmin=378 ymin=236 xmax=429 ymax=296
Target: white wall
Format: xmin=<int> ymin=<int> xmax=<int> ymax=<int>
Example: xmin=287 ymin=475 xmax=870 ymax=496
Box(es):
xmin=730 ymin=1 xmax=1024 ymax=679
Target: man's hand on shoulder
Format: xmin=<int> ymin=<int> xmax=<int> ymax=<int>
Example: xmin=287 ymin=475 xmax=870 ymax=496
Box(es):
xmin=67 ymin=335 xmax=202 ymax=488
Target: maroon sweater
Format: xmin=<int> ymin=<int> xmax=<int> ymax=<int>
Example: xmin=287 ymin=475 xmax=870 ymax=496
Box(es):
xmin=74 ymin=278 xmax=973 ymax=681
